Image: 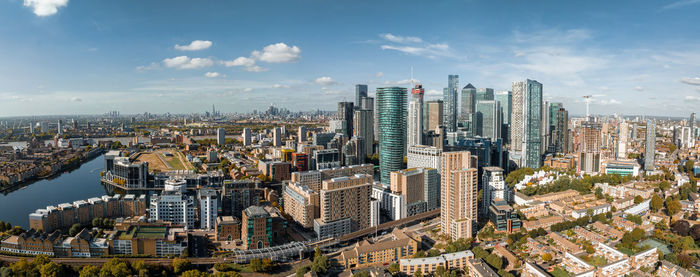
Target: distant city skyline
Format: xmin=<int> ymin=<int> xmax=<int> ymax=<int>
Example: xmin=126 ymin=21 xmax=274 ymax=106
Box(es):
xmin=0 ymin=0 xmax=699 ymax=116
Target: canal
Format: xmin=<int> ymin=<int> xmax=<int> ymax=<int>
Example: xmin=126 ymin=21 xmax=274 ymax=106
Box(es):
xmin=0 ymin=155 xmax=110 ymax=228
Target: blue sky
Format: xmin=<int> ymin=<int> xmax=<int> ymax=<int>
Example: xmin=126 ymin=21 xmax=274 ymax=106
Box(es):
xmin=0 ymin=0 xmax=699 ymax=117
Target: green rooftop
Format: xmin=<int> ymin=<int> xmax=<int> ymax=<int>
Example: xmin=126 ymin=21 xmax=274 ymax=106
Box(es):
xmin=118 ymin=226 xmax=167 ymax=240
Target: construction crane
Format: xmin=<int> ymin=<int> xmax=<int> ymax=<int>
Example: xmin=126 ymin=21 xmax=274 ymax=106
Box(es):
xmin=582 ymin=95 xmax=592 ymax=118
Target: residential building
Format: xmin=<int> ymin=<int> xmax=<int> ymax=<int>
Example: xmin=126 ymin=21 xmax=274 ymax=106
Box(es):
xmin=282 ymin=182 xmax=319 ymax=228
xmin=481 ymin=167 xmax=507 ymax=218
xmin=489 ymin=199 xmax=521 ymax=233
xmin=149 ymin=179 xmax=196 ymax=228
xmin=340 ymin=228 xmax=421 ymax=269
xmin=424 ymin=100 xmax=444 ymax=132
xmin=338 ymin=101 xmax=354 ymax=138
xmin=441 ymin=151 xmax=478 ymax=240
xmin=400 ymin=250 xmax=474 ymax=276
xmin=241 ymin=206 xmax=287 ymax=249
xmin=407 ymin=84 xmax=424 ymax=149
xmin=242 ymin=128 xmax=252 ymax=146
xmin=215 ymin=216 xmax=241 ymax=241
xmin=645 ymin=120 xmax=656 ymax=171
xmin=511 ymin=79 xmax=543 ymax=168
xmin=377 ymin=87 xmax=407 ymax=184
xmin=198 ymin=188 xmax=217 ymax=230
xmin=217 ymin=128 xmax=225 ymax=145
xmin=314 ymin=174 xmax=372 ymax=239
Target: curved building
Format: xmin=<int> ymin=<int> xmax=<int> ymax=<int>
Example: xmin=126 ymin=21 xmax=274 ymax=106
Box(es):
xmin=377 ymin=87 xmax=407 ymax=184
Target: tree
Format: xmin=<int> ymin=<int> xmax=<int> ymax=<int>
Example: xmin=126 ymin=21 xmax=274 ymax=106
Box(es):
xmin=671 ymin=220 xmax=691 ymax=236
xmin=79 ymin=265 xmax=99 ymax=277
xmin=541 ymin=253 xmax=553 ymax=262
xmin=354 ymin=271 xmax=370 ymax=277
xmin=100 ymin=258 xmax=132 ymax=277
xmin=651 ymin=194 xmax=663 ymax=212
xmin=414 ymin=269 xmax=423 ymax=277
xmin=69 ymin=223 xmax=82 ymax=236
xmin=485 ymin=254 xmax=503 ymax=269
xmin=132 ymin=260 xmax=147 ymax=273
xmin=296 ymin=266 xmax=310 ymax=277
xmin=173 ymin=258 xmax=193 ymax=274
xmin=181 ymin=270 xmax=211 ymax=277
xmin=92 ymin=218 xmax=103 ymax=228
xmin=413 ymin=250 xmax=426 ymax=258
xmin=39 ymin=262 xmax=63 ymax=277
xmin=634 ymin=195 xmax=644 ymax=204
xmin=388 ymin=263 xmax=400 ymax=274
xmin=427 ymin=249 xmax=442 ymax=257
xmin=249 ymin=259 xmax=263 ymax=272
xmin=678 ymin=254 xmax=695 ymax=269
xmin=666 ymin=198 xmax=682 ymax=215
xmin=690 ymin=224 xmax=700 ymax=241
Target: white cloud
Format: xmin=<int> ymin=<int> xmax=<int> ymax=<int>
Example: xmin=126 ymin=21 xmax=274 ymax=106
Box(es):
xmin=685 ymin=95 xmax=700 ymax=101
xmin=71 ymin=96 xmax=82 ymax=102
xmin=599 ymin=99 xmax=621 ymax=105
xmin=251 ymin=43 xmax=301 ymax=63
xmin=634 ymin=86 xmax=644 ymax=91
xmin=384 ymin=79 xmax=420 ymax=86
xmin=223 ymin=57 xmax=255 ymax=67
xmin=375 ymin=72 xmax=384 ymax=78
xmin=380 ymin=33 xmax=423 ymax=43
xmin=24 ymin=0 xmax=68 ymax=16
xmin=662 ymin=0 xmax=700 ymax=10
xmin=243 ymin=88 xmax=254 ymax=92
xmin=315 ymin=77 xmax=336 ymax=86
xmin=426 ymin=89 xmax=442 ymax=96
xmin=136 ymin=62 xmax=160 ymax=71
xmin=273 ymin=84 xmax=290 ymax=89
xmin=681 ymin=77 xmax=700 ymax=86
xmin=204 ymin=72 xmax=221 ymax=78
xmin=174 ymin=40 xmax=213 ymax=51
xmin=244 ymin=66 xmax=268 ymax=72
xmin=162 ymin=56 xmax=213 ymax=69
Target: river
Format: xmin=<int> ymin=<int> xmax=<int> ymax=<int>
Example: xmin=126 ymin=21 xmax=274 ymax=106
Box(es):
xmin=0 ymin=155 xmax=109 ymax=228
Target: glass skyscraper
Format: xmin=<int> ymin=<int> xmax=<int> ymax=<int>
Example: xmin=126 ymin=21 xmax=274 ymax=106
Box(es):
xmin=377 ymin=87 xmax=407 ymax=184
xmin=355 ymin=84 xmax=368 ymax=109
xmin=460 ymin=83 xmax=476 ymax=123
xmin=512 ymin=79 xmax=543 ymax=168
xmin=443 ymin=75 xmax=459 ymax=132
xmin=475 ymin=100 xmax=501 ymax=140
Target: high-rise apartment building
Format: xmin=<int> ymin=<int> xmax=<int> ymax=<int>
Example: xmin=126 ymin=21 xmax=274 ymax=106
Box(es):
xmin=495 ymin=91 xmax=512 ymax=144
xmin=314 ymin=174 xmax=372 ymax=239
xmin=377 ymin=87 xmax=407 ymax=184
xmin=481 ymin=167 xmax=506 ymax=219
xmin=578 ymin=121 xmax=602 ymax=174
xmin=298 ymin=126 xmax=307 ymax=143
xmin=198 ymin=188 xmax=217 ymax=230
xmin=391 ymin=169 xmax=427 ymax=216
xmin=149 ymin=180 xmax=195 ymax=229
xmin=242 ymin=128 xmax=252 ymax=146
xmin=355 ymin=84 xmax=368 ymax=110
xmin=555 ymin=108 xmax=569 ymax=154
xmin=645 ymin=120 xmax=656 ymax=171
xmin=273 ymin=127 xmax=283 ymax=147
xmin=407 ymin=145 xmax=442 ymax=172
xmin=338 ymin=102 xmax=354 ymax=138
xmin=690 ymin=112 xmax=696 ymax=139
xmin=617 ymin=121 xmax=629 ymax=158
xmin=407 ymin=84 xmax=424 ymax=149
xmin=217 ymin=128 xmax=226 ymax=145
xmin=441 ymin=151 xmax=478 ymax=240
xmin=475 ymin=100 xmax=501 ymax=140
xmin=354 ymin=109 xmax=374 ymax=155
xmin=424 ymin=100 xmax=444 ymax=132
xmin=511 ymin=79 xmax=543 ymax=168
xmin=443 ymin=75 xmax=459 ymax=132
xmin=282 ymin=182 xmax=319 ymax=228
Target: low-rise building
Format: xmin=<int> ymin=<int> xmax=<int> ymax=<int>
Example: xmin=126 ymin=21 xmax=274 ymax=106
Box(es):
xmin=399 ymin=250 xmax=474 ymax=275
xmin=215 ymin=216 xmax=241 ymax=241
xmin=340 ymin=228 xmax=421 ymax=269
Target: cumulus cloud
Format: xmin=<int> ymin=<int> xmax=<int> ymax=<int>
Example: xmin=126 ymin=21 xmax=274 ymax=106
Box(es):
xmin=174 ymin=40 xmax=213 ymax=51
xmin=315 ymin=77 xmax=336 ymax=86
xmin=251 ymin=43 xmax=301 ymax=63
xmin=380 ymin=33 xmax=423 ymax=43
xmin=273 ymin=84 xmax=290 ymax=89
xmin=24 ymin=0 xmax=68 ymax=16
xmin=162 ymin=56 xmax=213 ymax=69
xmin=376 ymin=72 xmax=384 ymax=78
xmin=223 ymin=57 xmax=255 ymax=67
xmin=204 ymin=72 xmax=221 ymax=78
xmin=681 ymin=77 xmax=700 ymax=86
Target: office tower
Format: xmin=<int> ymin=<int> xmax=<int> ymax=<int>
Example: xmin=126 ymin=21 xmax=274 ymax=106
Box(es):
xmin=72 ymin=119 xmax=77 ymax=129
xmin=297 ymin=126 xmax=307 ymax=143
xmin=481 ymin=167 xmax=506 ymax=219
xmin=377 ymin=87 xmax=408 ymax=184
xmin=511 ymin=79 xmax=543 ymax=168
xmin=149 ymin=180 xmax=196 ymax=228
xmin=547 ymin=103 xmax=563 ymax=152
xmin=475 ymin=100 xmax=501 ymax=140
xmin=460 ymin=84 xmax=476 ymax=123
xmin=273 ymin=127 xmax=283 ymax=147
xmin=354 ymin=109 xmax=374 ymax=155
xmin=495 ymin=91 xmax=512 ymax=144
xmin=443 ymin=75 xmax=459 ymax=132
xmin=691 ymin=112 xmax=696 ymax=138
xmin=555 ymin=108 xmax=569 ymax=154
xmin=407 ymin=145 xmax=442 ymax=172
xmin=57 ymin=120 xmax=62 ymax=135
xmin=360 ymin=96 xmax=374 ymax=111
xmin=314 ymin=149 xmax=340 ymax=170
xmin=424 ymin=100 xmax=444 ymax=132
xmin=407 ymin=84 xmax=424 ymax=149
xmin=645 ymin=120 xmax=656 ymax=171
xmin=475 ymin=88 xmax=494 ymax=101
xmin=314 ymin=174 xmax=372 ymax=239
xmin=355 ymin=84 xmax=368 ymax=110
xmin=578 ymin=121 xmax=602 ymax=173
xmin=198 ymin=188 xmax=218 ymax=230
xmin=217 ymin=128 xmax=226 ymax=145
xmin=441 ymin=151 xmax=478 ymax=240
xmin=338 ymin=102 xmax=354 ymax=138
xmin=343 ymin=137 xmax=365 ymax=166
xmin=617 ymin=121 xmax=629 ymax=158
xmin=242 ymin=128 xmax=252 ymax=146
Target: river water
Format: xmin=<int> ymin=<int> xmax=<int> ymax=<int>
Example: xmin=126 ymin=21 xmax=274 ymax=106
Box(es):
xmin=0 ymin=155 xmax=109 ymax=228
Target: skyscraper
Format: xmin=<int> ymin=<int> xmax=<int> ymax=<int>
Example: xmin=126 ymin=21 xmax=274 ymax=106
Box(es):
xmin=440 ymin=151 xmax=478 ymax=240
xmin=338 ymin=102 xmax=354 ymax=138
xmin=273 ymin=127 xmax=282 ymax=147
xmin=443 ymin=75 xmax=459 ymax=132
xmin=495 ymin=90 xmax=512 ymax=144
xmin=424 ymin=100 xmax=444 ymax=132
xmin=475 ymin=88 xmax=494 ymax=102
xmin=355 ymin=84 xmax=368 ymax=110
xmin=298 ymin=126 xmax=307 ymax=143
xmin=481 ymin=167 xmax=506 ymax=219
xmin=475 ymin=100 xmax=501 ymax=140
xmin=217 ymin=128 xmax=226 ymax=145
xmin=690 ymin=112 xmax=696 ymax=139
xmin=377 ymin=87 xmax=408 ymax=184
xmin=360 ymin=96 xmax=374 ymax=111
xmin=645 ymin=120 xmax=656 ymax=171
xmin=242 ymin=128 xmax=252 ymax=146
xmin=555 ymin=108 xmax=569 ymax=154
xmin=578 ymin=121 xmax=602 ymax=174
xmin=617 ymin=121 xmax=628 ymax=158
xmin=354 ymin=109 xmax=374 ymax=155
xmin=460 ymin=84 xmax=476 ymax=123
xmin=511 ymin=79 xmax=543 ymax=168
xmin=407 ymin=84 xmax=424 ymax=148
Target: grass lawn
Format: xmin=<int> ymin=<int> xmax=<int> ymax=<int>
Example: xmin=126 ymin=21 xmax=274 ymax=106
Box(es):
xmin=584 ymin=255 xmax=608 ymax=267
xmin=550 ymin=267 xmax=570 ymax=277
